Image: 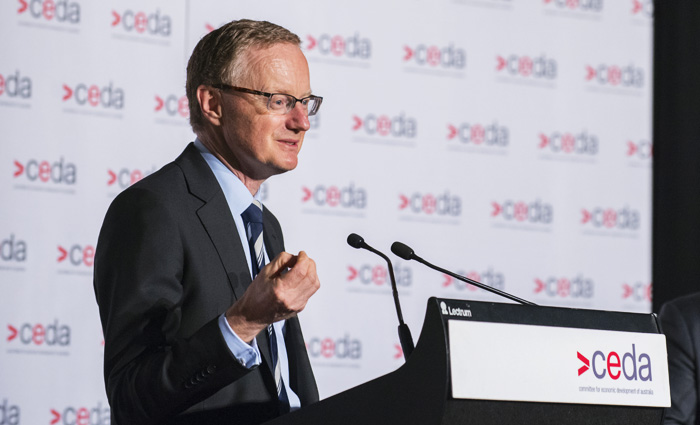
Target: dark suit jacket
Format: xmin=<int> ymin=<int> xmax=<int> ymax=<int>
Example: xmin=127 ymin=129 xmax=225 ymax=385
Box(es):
xmin=660 ymin=292 xmax=700 ymax=425
xmin=93 ymin=143 xmax=318 ymax=425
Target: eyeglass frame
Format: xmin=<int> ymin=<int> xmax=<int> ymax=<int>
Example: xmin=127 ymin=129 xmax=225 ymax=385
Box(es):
xmin=211 ymin=83 xmax=323 ymax=116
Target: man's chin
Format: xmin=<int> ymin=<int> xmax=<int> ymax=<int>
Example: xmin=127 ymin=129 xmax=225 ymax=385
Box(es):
xmin=261 ymin=160 xmax=298 ymax=179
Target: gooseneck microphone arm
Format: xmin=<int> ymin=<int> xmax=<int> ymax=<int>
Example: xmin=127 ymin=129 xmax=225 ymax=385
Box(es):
xmin=347 ymin=233 xmax=414 ymax=360
xmin=391 ymin=241 xmax=537 ymax=306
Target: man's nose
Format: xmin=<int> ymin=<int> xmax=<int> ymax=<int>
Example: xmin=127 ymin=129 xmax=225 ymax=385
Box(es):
xmin=286 ymin=102 xmax=311 ymax=132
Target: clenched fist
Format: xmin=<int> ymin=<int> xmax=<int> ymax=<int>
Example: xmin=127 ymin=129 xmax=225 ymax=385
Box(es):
xmin=225 ymin=251 xmax=320 ymax=342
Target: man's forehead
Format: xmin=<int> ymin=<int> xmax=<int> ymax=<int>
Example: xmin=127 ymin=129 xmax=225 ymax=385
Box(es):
xmin=236 ymin=43 xmax=310 ymax=93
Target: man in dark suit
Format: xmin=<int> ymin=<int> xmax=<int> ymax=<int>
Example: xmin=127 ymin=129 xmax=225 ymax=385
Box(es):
xmin=660 ymin=292 xmax=700 ymax=425
xmin=94 ymin=19 xmax=322 ymax=424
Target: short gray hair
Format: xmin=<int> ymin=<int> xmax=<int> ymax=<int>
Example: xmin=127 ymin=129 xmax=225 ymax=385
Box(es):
xmin=186 ymin=19 xmax=301 ymax=134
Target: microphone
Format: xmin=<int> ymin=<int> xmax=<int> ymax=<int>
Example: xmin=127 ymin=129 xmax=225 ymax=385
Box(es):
xmin=347 ymin=233 xmax=414 ymax=360
xmin=391 ymin=241 xmax=537 ymax=306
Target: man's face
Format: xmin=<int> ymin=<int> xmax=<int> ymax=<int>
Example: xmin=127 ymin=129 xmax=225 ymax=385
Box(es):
xmin=219 ymin=43 xmax=312 ymax=181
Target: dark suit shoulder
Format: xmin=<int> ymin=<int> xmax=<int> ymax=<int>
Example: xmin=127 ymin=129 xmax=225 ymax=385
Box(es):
xmin=106 ymin=143 xmax=218 ymax=218
xmin=660 ymin=292 xmax=700 ymax=425
xmin=661 ymin=292 xmax=700 ymax=330
xmin=663 ymin=292 xmax=700 ymax=313
xmin=119 ymin=162 xmax=187 ymax=202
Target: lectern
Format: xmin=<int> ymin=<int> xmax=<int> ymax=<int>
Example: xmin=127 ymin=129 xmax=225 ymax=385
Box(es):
xmin=264 ymin=297 xmax=670 ymax=425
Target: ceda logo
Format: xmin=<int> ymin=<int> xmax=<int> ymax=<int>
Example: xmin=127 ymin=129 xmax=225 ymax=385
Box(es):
xmin=577 ymin=344 xmax=652 ymax=381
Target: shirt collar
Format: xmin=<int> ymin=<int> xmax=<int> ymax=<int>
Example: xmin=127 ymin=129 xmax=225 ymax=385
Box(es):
xmin=194 ymin=138 xmax=263 ymax=215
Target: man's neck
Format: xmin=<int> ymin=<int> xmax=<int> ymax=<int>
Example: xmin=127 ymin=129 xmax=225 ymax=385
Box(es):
xmin=197 ymin=134 xmax=264 ymax=196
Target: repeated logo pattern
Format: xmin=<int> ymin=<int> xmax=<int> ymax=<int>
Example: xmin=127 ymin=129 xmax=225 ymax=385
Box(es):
xmin=2 ymin=1 xmax=653 ymax=419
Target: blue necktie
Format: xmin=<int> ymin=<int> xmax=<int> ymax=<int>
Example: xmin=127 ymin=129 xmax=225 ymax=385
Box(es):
xmin=241 ymin=200 xmax=289 ymax=412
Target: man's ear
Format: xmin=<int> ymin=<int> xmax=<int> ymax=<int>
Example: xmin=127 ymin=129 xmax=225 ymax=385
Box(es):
xmin=197 ymin=85 xmax=223 ymax=126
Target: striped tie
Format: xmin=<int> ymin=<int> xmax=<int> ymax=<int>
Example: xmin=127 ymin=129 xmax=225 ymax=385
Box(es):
xmin=240 ymin=200 xmax=289 ymax=412
xmin=241 ymin=200 xmax=265 ymax=277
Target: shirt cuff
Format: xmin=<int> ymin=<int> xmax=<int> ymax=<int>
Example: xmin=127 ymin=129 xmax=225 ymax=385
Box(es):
xmin=218 ymin=313 xmax=262 ymax=368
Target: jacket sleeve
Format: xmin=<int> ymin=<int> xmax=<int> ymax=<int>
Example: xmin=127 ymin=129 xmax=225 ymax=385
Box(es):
xmin=93 ymin=186 xmax=253 ymax=425
xmin=660 ymin=301 xmax=698 ymax=425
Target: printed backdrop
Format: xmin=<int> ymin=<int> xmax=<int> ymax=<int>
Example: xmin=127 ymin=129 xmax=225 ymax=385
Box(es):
xmin=0 ymin=0 xmax=653 ymax=423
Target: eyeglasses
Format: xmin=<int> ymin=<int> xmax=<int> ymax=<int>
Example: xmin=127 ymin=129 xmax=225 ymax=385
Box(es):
xmin=212 ymin=84 xmax=323 ymax=116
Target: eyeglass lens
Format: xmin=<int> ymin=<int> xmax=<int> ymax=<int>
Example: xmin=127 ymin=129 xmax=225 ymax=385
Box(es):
xmin=269 ymin=94 xmax=319 ymax=116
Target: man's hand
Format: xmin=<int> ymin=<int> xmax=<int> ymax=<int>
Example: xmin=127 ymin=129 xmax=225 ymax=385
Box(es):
xmin=225 ymin=251 xmax=320 ymax=343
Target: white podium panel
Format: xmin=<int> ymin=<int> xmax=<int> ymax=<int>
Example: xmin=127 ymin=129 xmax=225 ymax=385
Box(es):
xmin=449 ymin=320 xmax=670 ymax=407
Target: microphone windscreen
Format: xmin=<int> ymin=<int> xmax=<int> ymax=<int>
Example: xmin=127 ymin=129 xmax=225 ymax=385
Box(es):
xmin=391 ymin=242 xmax=414 ymax=260
xmin=347 ymin=233 xmax=365 ymax=249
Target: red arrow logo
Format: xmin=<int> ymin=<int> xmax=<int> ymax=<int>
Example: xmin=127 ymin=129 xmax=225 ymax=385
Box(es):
xmin=154 ymin=95 xmax=164 ymax=111
xmin=577 ymin=352 xmax=590 ymax=376
xmin=626 ymin=141 xmax=637 ymax=156
xmin=394 ymin=344 xmax=403 ymax=360
xmin=632 ymin=0 xmax=643 ymax=14
xmin=205 ymin=23 xmax=215 ymax=32
xmin=534 ymin=279 xmax=545 ymax=293
xmin=17 ymin=0 xmax=28 ymax=13
xmin=442 ymin=274 xmax=452 ymax=288
xmin=538 ymin=133 xmax=549 ymax=148
xmin=490 ymin=202 xmax=502 ymax=217
xmin=107 ymin=169 xmax=117 ymax=186
xmin=351 ymin=115 xmax=362 ymax=131
xmin=50 ymin=409 xmax=61 ymax=425
xmin=13 ymin=160 xmax=24 ymax=177
xmin=585 ymin=65 xmax=596 ymax=81
xmin=622 ymin=283 xmax=633 ymax=299
xmin=403 ymin=46 xmax=413 ymax=61
xmin=57 ymin=246 xmax=68 ymax=262
xmin=543 ymin=0 xmax=553 ymax=3
xmin=347 ymin=266 xmax=358 ymax=281
xmin=111 ymin=10 xmax=121 ymax=26
xmin=447 ymin=124 xmax=457 ymax=140
xmin=306 ymin=35 xmax=317 ymax=50
xmin=581 ymin=209 xmax=592 ymax=224
xmin=399 ymin=194 xmax=409 ymax=210
xmin=496 ymin=55 xmax=506 ymax=71
xmin=62 ymin=84 xmax=73 ymax=101
xmin=301 ymin=186 xmax=312 ymax=202
xmin=7 ymin=325 xmax=18 ymax=341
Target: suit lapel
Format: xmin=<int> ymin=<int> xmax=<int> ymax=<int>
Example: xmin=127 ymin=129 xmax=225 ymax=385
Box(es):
xmin=263 ymin=208 xmax=283 ymax=260
xmin=175 ymin=143 xmax=252 ymax=301
xmin=175 ymin=143 xmax=280 ymax=397
xmin=198 ymin=198 xmax=253 ymax=301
